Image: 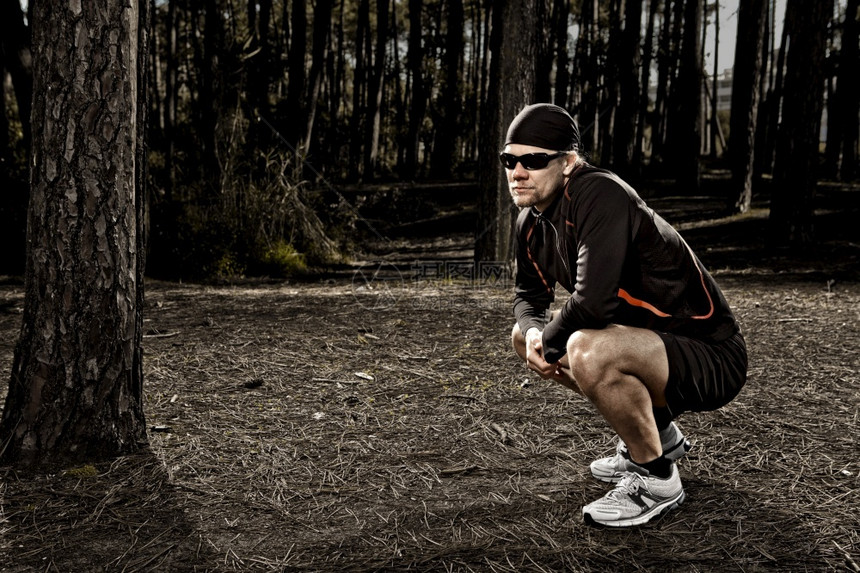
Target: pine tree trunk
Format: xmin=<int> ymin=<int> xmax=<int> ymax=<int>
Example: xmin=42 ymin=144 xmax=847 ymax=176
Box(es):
xmin=1 ymin=0 xmax=149 ymax=466
xmin=474 ymin=0 xmax=536 ymax=263
xmin=430 ymin=0 xmax=464 ymax=178
xmin=838 ymin=0 xmax=860 ymax=181
xmin=285 ymin=0 xmax=307 ymax=148
xmin=304 ymin=0 xmax=334 ymax=152
xmin=553 ymin=0 xmax=570 ymax=108
xmin=164 ymin=0 xmax=179 ymax=200
xmin=673 ymin=0 xmax=702 ymax=192
xmin=727 ymin=0 xmax=767 ymax=214
xmin=759 ymin=14 xmax=790 ymax=175
xmin=348 ymin=0 xmax=369 ymax=181
xmin=364 ymin=0 xmax=390 ymax=179
xmin=770 ymin=0 xmax=834 ymax=245
xmin=633 ymin=0 xmax=659 ymax=167
xmin=404 ymin=0 xmax=427 ymax=179
xmin=652 ymin=0 xmax=679 ymax=163
xmin=200 ymin=0 xmax=224 ymax=180
xmin=613 ymin=0 xmax=643 ymax=177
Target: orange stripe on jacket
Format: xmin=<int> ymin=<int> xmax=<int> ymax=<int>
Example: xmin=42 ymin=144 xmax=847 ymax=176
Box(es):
xmin=617 ymin=288 xmax=672 ymax=317
xmin=526 ymin=222 xmax=553 ymax=295
xmin=617 ymin=242 xmax=715 ymax=320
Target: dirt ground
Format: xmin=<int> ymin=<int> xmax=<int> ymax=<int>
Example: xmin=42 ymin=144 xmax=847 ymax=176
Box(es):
xmin=1 ymin=185 xmax=859 ymax=572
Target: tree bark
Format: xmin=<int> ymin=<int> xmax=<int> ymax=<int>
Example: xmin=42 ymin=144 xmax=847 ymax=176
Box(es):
xmin=1 ymin=0 xmax=149 ymax=466
xmin=770 ymin=0 xmax=834 ymax=245
xmin=474 ymin=0 xmax=536 ymax=263
xmin=727 ymin=0 xmax=767 ymax=214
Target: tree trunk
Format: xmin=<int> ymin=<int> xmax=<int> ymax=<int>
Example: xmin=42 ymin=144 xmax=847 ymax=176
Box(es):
xmin=364 ymin=0 xmax=390 ymax=179
xmin=601 ymin=0 xmax=623 ymax=166
xmin=164 ymin=0 xmax=179 ymax=200
xmin=673 ymin=0 xmax=702 ymax=192
xmin=325 ymin=2 xmax=346 ymax=169
xmin=404 ymin=0 xmax=427 ymax=179
xmin=573 ymin=0 xmax=600 ymax=156
xmin=535 ymin=0 xmax=553 ymax=103
xmin=709 ymin=0 xmax=720 ymax=158
xmin=759 ymin=11 xmax=790 ymax=175
xmin=553 ymin=0 xmax=570 ymax=108
xmin=474 ymin=0 xmax=536 ymax=263
xmin=838 ymin=0 xmax=860 ymax=181
xmin=285 ymin=0 xmax=307 ymax=149
xmin=247 ymin=0 xmax=273 ymax=145
xmin=613 ymin=0 xmax=643 ymax=178
xmin=0 ymin=61 xmax=9 ymax=165
xmin=652 ymin=0 xmax=679 ymax=162
xmin=304 ymin=0 xmax=334 ymax=152
xmin=633 ymin=0 xmax=659 ymax=168
xmin=430 ymin=0 xmax=464 ymax=178
xmin=1 ymin=0 xmax=149 ymax=466
xmin=727 ymin=0 xmax=767 ymax=214
xmin=200 ymin=0 xmax=224 ymax=181
xmin=770 ymin=0 xmax=834 ymax=245
xmin=348 ymin=0 xmax=369 ymax=180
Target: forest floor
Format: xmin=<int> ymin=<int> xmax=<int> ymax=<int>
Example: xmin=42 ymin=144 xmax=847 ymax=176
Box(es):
xmin=0 ymin=177 xmax=859 ymax=572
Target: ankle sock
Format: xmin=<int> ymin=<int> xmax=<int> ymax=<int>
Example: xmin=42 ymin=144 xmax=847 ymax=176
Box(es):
xmin=652 ymin=406 xmax=673 ymax=432
xmin=636 ymin=455 xmax=672 ymax=479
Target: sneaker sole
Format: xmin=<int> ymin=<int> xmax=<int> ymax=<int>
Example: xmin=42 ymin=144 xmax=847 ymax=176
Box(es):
xmin=583 ymin=490 xmax=686 ymax=528
xmin=591 ymin=439 xmax=692 ymax=484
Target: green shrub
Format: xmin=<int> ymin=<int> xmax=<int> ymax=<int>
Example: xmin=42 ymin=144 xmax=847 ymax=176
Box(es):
xmin=256 ymin=240 xmax=307 ymax=277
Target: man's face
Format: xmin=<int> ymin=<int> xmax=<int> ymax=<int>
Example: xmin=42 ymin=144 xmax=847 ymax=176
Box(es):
xmin=503 ymin=144 xmax=573 ymax=212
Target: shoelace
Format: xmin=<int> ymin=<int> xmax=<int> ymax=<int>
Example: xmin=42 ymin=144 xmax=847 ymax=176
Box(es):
xmin=607 ymin=472 xmax=648 ymax=500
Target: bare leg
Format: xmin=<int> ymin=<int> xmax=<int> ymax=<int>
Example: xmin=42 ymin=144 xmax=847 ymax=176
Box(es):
xmin=565 ymin=325 xmax=670 ymax=464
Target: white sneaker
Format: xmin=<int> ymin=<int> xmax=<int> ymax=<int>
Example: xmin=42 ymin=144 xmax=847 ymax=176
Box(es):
xmin=582 ymin=463 xmax=685 ymax=527
xmin=590 ymin=422 xmax=691 ymax=483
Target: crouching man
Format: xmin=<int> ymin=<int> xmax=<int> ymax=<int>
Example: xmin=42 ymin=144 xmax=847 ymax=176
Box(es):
xmin=505 ymin=104 xmax=748 ymax=527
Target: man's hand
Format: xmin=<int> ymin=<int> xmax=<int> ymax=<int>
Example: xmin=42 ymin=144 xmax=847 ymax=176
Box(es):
xmin=524 ymin=327 xmax=560 ymax=379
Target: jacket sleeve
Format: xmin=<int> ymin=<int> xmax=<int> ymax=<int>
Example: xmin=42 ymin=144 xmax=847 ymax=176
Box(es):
xmin=513 ymin=210 xmax=555 ymax=336
xmin=541 ymin=176 xmax=631 ymax=363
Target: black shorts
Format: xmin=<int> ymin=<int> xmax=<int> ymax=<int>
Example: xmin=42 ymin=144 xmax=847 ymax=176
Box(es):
xmin=656 ymin=330 xmax=748 ymax=417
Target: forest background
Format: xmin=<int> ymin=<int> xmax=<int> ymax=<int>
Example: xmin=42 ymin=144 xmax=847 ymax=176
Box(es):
xmin=0 ymin=1 xmax=859 ymax=569
xmin=1 ymin=0 xmax=857 ymax=282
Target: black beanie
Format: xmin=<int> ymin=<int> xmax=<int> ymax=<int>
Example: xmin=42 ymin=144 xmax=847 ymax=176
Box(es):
xmin=504 ymin=103 xmax=580 ymax=151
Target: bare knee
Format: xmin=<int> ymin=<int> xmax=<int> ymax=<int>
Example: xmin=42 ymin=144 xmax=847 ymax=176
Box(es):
xmin=566 ymin=330 xmax=611 ymax=396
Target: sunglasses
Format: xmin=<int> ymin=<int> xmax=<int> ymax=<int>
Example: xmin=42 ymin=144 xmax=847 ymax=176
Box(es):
xmin=498 ymin=151 xmax=568 ymax=170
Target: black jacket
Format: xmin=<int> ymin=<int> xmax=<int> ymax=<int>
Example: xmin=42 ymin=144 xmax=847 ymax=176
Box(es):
xmin=513 ymin=165 xmax=739 ymax=363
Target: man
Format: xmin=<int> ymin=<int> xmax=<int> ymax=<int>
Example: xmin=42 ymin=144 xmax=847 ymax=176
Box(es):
xmin=506 ymin=103 xmax=747 ymax=527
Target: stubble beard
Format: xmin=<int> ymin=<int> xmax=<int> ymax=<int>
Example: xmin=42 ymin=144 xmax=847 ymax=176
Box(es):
xmin=511 ymin=188 xmax=537 ymax=209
